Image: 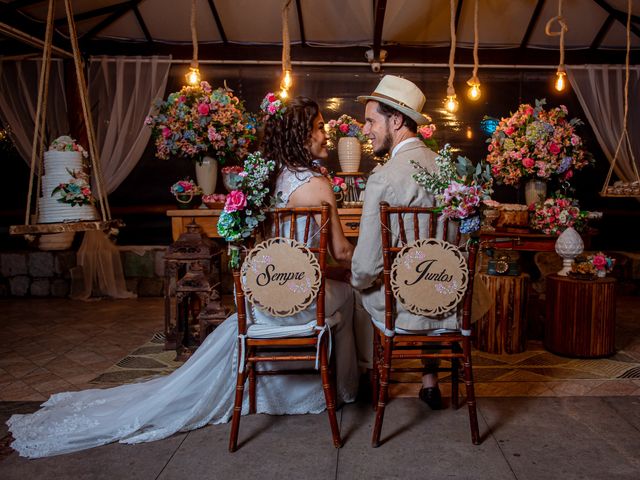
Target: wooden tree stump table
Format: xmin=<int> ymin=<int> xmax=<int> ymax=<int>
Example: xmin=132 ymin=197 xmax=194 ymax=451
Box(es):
xmin=544 ymin=274 xmax=616 ymax=358
xmin=476 ymin=273 xmax=529 ymax=354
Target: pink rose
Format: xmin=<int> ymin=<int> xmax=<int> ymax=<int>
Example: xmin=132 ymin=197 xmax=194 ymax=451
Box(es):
xmin=524 ymin=106 xmax=534 ymax=116
xmin=224 ymin=190 xmax=247 ymax=213
xmin=332 ymin=176 xmax=345 ymax=186
xmin=592 ymin=255 xmax=606 ymax=269
xmin=564 ymin=169 xmax=573 ymax=180
xmin=197 ymin=103 xmax=210 ymax=115
xmin=504 ymin=127 xmax=515 ymax=136
xmin=339 ymin=124 xmax=349 ymax=133
xmin=162 ymin=127 xmax=171 ymax=138
xmin=548 ymin=143 xmax=561 ymax=155
xmin=522 ymin=158 xmax=534 ymax=168
xmin=267 ymin=94 xmax=277 ymax=103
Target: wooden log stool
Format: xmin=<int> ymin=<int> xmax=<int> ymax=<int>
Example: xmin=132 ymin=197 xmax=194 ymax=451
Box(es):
xmin=544 ymin=274 xmax=616 ymax=358
xmin=475 ymin=273 xmax=529 ymax=354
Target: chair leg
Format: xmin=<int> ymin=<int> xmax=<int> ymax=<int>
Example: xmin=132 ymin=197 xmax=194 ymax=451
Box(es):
xmin=451 ymin=356 xmax=459 ymax=409
xmin=319 ymin=335 xmax=342 ymax=448
xmin=371 ymin=330 xmax=381 ymax=410
xmin=249 ymin=348 xmax=257 ymax=414
xmin=228 ymin=343 xmax=248 ymax=452
xmin=462 ymin=338 xmax=480 ymax=445
xmin=371 ymin=336 xmax=392 ymax=448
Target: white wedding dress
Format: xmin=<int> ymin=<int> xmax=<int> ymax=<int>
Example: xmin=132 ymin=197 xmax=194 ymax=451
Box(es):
xmin=8 ymin=168 xmax=358 ymax=458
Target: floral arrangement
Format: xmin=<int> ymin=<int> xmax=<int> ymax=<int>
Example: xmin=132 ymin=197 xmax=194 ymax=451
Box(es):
xmin=486 ymin=99 xmax=591 ymax=186
xmin=412 ymin=144 xmax=493 ymax=234
xmin=170 ymin=178 xmax=202 ymax=197
xmin=571 ymin=252 xmax=615 ymax=278
xmin=327 ymin=114 xmax=367 ymax=146
xmin=217 ymin=152 xmax=276 ymax=245
xmin=48 ymin=135 xmax=89 ymax=158
xmin=260 ymin=92 xmax=286 ymax=120
xmin=146 ymin=81 xmax=257 ymax=165
xmin=202 ymin=193 xmax=227 ymax=205
xmin=417 ymin=122 xmax=438 ymax=152
xmin=314 ymin=163 xmax=348 ymax=195
xmin=51 ymin=169 xmax=94 ymax=206
xmin=528 ymin=195 xmax=587 ymax=235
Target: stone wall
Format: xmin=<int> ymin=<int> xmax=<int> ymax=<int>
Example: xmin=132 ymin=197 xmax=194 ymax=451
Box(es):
xmin=0 ymin=246 xmax=168 ymax=298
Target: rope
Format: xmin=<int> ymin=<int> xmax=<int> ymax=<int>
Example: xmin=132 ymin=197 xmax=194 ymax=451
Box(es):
xmin=544 ymin=0 xmax=568 ymax=68
xmin=446 ymin=0 xmax=457 ymax=97
xmin=25 ymin=0 xmax=55 ymax=226
xmin=314 ymin=324 xmax=332 ymax=370
xmin=281 ymin=0 xmax=292 ymax=73
xmin=601 ymin=0 xmax=640 ymax=193
xmin=64 ymin=0 xmax=111 ymax=221
xmin=190 ymin=0 xmax=198 ymax=68
xmin=471 ymin=0 xmax=479 ymax=81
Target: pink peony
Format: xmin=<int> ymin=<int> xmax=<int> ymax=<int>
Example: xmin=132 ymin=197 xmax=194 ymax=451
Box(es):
xmin=592 ymin=255 xmax=607 ymax=269
xmin=224 ymin=190 xmax=247 ymax=212
xmin=339 ymin=124 xmax=349 ymax=133
xmin=548 ymin=143 xmax=561 ymax=155
xmin=197 ymin=103 xmax=210 ymax=115
xmin=162 ymin=127 xmax=172 ymax=138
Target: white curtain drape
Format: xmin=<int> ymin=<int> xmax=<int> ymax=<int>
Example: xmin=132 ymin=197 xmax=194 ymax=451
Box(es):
xmin=88 ymin=56 xmax=171 ymax=193
xmin=566 ymin=65 xmax=640 ymax=182
xmin=0 ymin=59 xmax=70 ymax=165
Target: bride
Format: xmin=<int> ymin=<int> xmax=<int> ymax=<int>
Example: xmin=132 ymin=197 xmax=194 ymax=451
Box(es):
xmin=8 ymin=96 xmax=358 ymax=458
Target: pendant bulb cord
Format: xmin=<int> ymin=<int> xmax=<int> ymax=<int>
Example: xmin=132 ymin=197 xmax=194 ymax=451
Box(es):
xmin=191 ymin=0 xmax=198 ymax=67
xmin=282 ymin=0 xmax=292 ymax=74
xmin=545 ymin=0 xmax=568 ymax=69
xmin=471 ymin=0 xmax=479 ymax=81
xmin=446 ymin=0 xmax=457 ymax=97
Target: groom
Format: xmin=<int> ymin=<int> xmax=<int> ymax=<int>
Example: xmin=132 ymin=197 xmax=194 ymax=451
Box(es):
xmin=350 ymin=75 xmax=449 ymax=409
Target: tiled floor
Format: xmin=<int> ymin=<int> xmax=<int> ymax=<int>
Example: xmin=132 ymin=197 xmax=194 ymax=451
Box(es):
xmin=1 ymin=296 xmax=639 ymax=479
xmin=1 ymin=296 xmax=640 ymax=402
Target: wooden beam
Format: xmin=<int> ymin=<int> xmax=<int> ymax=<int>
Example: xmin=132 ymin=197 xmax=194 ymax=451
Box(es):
xmin=132 ymin=4 xmax=153 ymax=44
xmin=372 ymin=0 xmax=387 ymax=61
xmin=520 ymin=0 xmax=546 ymax=49
xmin=295 ymin=0 xmax=306 ymax=47
xmin=81 ymin=0 xmax=142 ymax=42
xmin=206 ymin=0 xmax=228 ymax=45
xmin=454 ymin=0 xmax=464 ymax=33
xmin=592 ymin=0 xmax=640 ymax=39
xmin=590 ymin=14 xmax=615 ymax=49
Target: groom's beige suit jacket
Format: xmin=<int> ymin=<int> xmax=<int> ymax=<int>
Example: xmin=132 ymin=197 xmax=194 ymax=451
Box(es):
xmin=350 ymin=138 xmax=460 ymax=331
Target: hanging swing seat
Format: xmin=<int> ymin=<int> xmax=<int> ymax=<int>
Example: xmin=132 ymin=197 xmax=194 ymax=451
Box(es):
xmin=9 ymin=219 xmax=124 ymax=236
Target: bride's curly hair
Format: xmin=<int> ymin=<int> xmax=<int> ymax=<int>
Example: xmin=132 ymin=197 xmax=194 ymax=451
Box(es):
xmin=260 ymin=96 xmax=319 ymax=191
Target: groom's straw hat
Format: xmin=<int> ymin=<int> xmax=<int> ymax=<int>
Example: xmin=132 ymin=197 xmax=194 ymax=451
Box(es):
xmin=357 ymin=75 xmax=428 ymax=125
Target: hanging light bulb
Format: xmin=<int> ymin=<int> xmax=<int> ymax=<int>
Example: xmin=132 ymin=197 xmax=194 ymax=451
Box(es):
xmin=444 ymin=94 xmax=459 ymax=113
xmin=466 ymin=77 xmax=481 ymax=101
xmin=281 ymin=69 xmax=293 ymax=90
xmin=185 ymin=65 xmax=201 ymax=86
xmin=278 ymin=88 xmax=289 ymax=100
xmin=466 ymin=126 xmax=473 ymax=139
xmin=554 ymin=67 xmax=567 ymax=92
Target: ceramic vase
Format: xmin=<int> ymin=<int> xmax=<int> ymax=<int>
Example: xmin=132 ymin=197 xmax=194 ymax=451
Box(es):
xmin=195 ymin=156 xmax=218 ymax=196
xmin=524 ymin=179 xmax=547 ymax=206
xmin=554 ymin=227 xmax=583 ymax=276
xmin=337 ymin=137 xmax=361 ymax=173
xmin=597 ymin=270 xmax=606 ymax=278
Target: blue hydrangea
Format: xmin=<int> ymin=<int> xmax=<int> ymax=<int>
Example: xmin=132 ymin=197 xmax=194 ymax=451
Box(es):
xmin=460 ymin=215 xmax=481 ymax=234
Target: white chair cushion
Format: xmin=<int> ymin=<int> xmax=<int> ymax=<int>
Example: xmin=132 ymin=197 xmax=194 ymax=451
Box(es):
xmin=371 ymin=317 xmax=459 ymax=336
xmin=247 ymin=319 xmax=317 ymax=339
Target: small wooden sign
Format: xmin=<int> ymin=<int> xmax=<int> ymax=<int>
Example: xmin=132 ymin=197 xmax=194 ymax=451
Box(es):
xmin=391 ymin=239 xmax=468 ymax=317
xmin=241 ymin=237 xmax=321 ymax=317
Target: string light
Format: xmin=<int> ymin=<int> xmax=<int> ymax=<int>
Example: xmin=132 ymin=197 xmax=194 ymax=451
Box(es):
xmin=466 ymin=0 xmax=482 ymax=101
xmin=545 ymin=0 xmax=568 ymax=94
xmin=554 ymin=67 xmax=566 ymax=92
xmin=185 ymin=0 xmax=201 ymax=86
xmin=443 ymin=0 xmax=458 ymax=113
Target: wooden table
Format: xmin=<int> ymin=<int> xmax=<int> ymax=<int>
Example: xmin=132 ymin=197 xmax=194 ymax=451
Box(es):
xmin=544 ymin=274 xmax=616 ymax=358
xmin=167 ymin=208 xmax=362 ymax=241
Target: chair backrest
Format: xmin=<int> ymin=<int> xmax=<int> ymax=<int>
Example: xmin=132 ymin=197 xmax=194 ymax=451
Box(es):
xmin=233 ymin=203 xmax=331 ymax=335
xmin=378 ymin=201 xmax=478 ymax=332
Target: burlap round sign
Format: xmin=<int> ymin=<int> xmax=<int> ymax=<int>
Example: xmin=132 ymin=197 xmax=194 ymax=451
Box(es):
xmin=390 ymin=239 xmax=468 ymax=317
xmin=241 ymin=237 xmax=321 ymax=317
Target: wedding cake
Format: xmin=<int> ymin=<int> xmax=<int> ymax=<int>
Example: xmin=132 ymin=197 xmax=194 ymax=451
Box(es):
xmin=37 ymin=136 xmax=98 ymax=224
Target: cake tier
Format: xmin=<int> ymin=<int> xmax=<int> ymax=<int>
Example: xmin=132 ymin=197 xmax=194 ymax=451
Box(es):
xmin=37 ymin=198 xmax=98 ymax=223
xmin=44 ymin=150 xmax=83 ymax=163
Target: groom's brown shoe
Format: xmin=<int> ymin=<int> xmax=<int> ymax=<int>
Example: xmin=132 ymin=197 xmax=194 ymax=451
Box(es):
xmin=419 ymin=386 xmax=443 ymax=410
